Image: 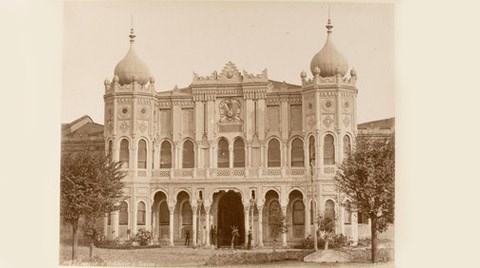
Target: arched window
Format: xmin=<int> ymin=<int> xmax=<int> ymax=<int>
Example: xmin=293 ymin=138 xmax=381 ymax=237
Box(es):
xmin=268 ymin=139 xmax=281 ymax=167
xmin=182 ymin=201 xmax=192 ymax=225
xmin=159 ymin=201 xmax=169 ymax=225
xmin=323 ymin=134 xmax=335 ymax=165
xmin=160 ymin=141 xmax=172 ymax=168
xmin=107 ymin=212 xmax=111 ymax=225
xmin=138 ymin=139 xmax=147 ymax=169
xmin=344 ymin=200 xmax=352 ymax=224
xmin=182 ymin=140 xmax=194 ymax=168
xmin=268 ymin=200 xmax=281 ymax=235
xmin=120 ymin=139 xmax=129 ymax=167
xmin=309 ymin=136 xmax=315 ymax=166
xmin=217 ymin=138 xmax=229 ymax=168
xmin=119 ymin=201 xmax=128 ymax=225
xmin=292 ymin=200 xmax=305 ymax=225
xmin=233 ymin=139 xmax=245 ymax=167
xmin=343 ymin=135 xmax=351 ymax=158
xmin=137 ymin=201 xmax=146 ymax=225
xmin=325 ymin=200 xmax=335 ymax=220
xmin=291 ymin=138 xmax=304 ymax=167
xmin=151 ymin=141 xmax=155 ymax=169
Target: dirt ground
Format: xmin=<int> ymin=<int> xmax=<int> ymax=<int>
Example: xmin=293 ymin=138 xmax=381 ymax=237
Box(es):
xmin=60 ymin=244 xmax=394 ymax=267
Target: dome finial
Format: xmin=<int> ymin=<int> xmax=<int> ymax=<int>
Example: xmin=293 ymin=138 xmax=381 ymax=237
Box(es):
xmin=326 ymin=4 xmax=333 ymax=34
xmin=129 ymin=14 xmax=136 ymax=44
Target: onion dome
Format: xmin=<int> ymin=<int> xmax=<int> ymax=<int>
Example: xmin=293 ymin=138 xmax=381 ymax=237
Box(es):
xmin=310 ymin=18 xmax=348 ymax=77
xmin=114 ymin=28 xmax=151 ymax=85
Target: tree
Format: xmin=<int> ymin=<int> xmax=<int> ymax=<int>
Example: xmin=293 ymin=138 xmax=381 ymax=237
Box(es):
xmin=318 ymin=216 xmax=335 ymax=250
xmin=335 ymin=133 xmax=394 ymax=263
xmin=60 ymin=148 xmax=126 ymax=261
xmin=269 ymin=208 xmax=288 ymax=253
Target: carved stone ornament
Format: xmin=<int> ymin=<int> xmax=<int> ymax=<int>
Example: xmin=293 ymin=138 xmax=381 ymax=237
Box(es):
xmin=138 ymin=122 xmax=148 ymax=133
xmin=307 ymin=115 xmax=316 ymax=129
xmin=323 ymin=115 xmax=334 ymax=128
xmin=107 ymin=121 xmax=113 ymax=134
xmin=119 ymin=121 xmax=129 ymax=133
xmin=343 ymin=115 xmax=351 ymax=127
xmin=219 ymin=98 xmax=242 ymax=123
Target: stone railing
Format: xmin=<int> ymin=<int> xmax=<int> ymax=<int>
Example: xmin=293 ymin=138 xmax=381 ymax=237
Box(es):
xmin=323 ymin=165 xmax=337 ymax=174
xmin=136 ymin=166 xmax=337 ymax=180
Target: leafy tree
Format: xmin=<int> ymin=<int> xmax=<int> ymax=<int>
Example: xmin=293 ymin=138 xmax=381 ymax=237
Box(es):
xmin=335 ymin=133 xmax=394 ymax=263
xmin=269 ymin=208 xmax=288 ymax=252
xmin=60 ymin=148 xmax=126 ymax=261
xmin=318 ymin=216 xmax=335 ymax=250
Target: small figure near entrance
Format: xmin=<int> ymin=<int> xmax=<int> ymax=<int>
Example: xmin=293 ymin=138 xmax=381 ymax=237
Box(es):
xmin=231 ymin=226 xmax=239 ymax=250
xmin=247 ymin=227 xmax=252 ymax=250
xmin=184 ymin=229 xmax=191 ymax=246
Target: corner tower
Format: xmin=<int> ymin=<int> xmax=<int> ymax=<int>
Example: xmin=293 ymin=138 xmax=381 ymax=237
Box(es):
xmin=301 ymin=17 xmax=358 ymax=238
xmin=103 ymin=27 xmax=157 ymax=235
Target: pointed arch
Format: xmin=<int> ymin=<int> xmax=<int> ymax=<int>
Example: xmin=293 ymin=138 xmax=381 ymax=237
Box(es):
xmin=160 ymin=140 xmax=172 ymax=168
xmin=267 ymin=138 xmax=281 ymax=167
xmin=290 ymin=137 xmax=304 ymax=167
xmin=343 ymin=134 xmax=351 ymax=158
xmin=138 ymin=139 xmax=147 ymax=169
xmin=217 ymin=137 xmax=229 ymax=168
xmin=119 ymin=138 xmax=130 ymax=168
xmin=323 ymin=134 xmax=335 ymax=165
xmin=233 ymin=137 xmax=245 ymax=167
xmin=137 ymin=201 xmax=146 ymax=225
xmin=182 ymin=139 xmax=195 ymax=168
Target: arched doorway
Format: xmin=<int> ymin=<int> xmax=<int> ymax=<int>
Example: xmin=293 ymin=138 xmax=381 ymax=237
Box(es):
xmin=217 ymin=190 xmax=244 ymax=247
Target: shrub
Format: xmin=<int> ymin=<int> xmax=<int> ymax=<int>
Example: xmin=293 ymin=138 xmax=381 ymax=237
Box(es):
xmin=134 ymin=228 xmax=152 ymax=246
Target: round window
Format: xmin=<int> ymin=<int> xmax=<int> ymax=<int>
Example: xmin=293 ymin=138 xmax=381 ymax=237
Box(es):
xmin=141 ymin=108 xmax=147 ymax=114
xmin=344 ymin=102 xmax=350 ymax=108
xmin=325 ymin=101 xmax=332 ymax=108
xmin=121 ymin=107 xmax=128 ymax=114
xmin=308 ymin=103 xmax=313 ymax=110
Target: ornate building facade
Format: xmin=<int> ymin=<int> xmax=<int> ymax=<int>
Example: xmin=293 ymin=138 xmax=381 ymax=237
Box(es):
xmin=101 ymin=18 xmax=367 ymax=247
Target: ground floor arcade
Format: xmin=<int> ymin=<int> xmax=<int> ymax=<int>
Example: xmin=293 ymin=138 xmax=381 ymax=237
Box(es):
xmin=103 ymin=183 xmax=369 ymax=247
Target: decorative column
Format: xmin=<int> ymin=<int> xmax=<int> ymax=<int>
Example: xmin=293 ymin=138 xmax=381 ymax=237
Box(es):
xmin=131 ymin=201 xmax=137 ymax=235
xmin=229 ymin=144 xmax=234 ymax=168
xmin=281 ymin=206 xmax=287 ymax=247
xmin=152 ymin=203 xmax=158 ymax=241
xmin=351 ymin=210 xmax=359 ymax=246
xmin=338 ymin=202 xmax=345 ymax=235
xmin=192 ymin=205 xmax=198 ymax=247
xmin=112 ymin=210 xmax=119 ymax=239
xmin=146 ymin=201 xmax=152 ymax=232
xmin=205 ymin=206 xmax=211 ymax=247
xmin=244 ymin=204 xmax=250 ymax=247
xmin=169 ymin=206 xmax=175 ymax=246
xmin=103 ymin=214 xmax=108 ymax=238
xmin=304 ymin=198 xmax=310 ymax=237
xmin=257 ymin=206 xmax=264 ymax=247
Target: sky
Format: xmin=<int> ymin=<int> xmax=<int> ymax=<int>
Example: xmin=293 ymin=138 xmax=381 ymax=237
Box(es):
xmin=62 ymin=1 xmax=394 ymax=124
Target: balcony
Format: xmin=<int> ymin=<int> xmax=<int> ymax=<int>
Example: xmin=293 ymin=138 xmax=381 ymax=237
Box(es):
xmin=126 ymin=165 xmax=336 ymax=180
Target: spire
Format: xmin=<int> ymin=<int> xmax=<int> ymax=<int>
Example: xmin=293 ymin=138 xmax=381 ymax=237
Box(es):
xmin=129 ymin=14 xmax=135 ymax=44
xmin=326 ymin=4 xmax=333 ymax=34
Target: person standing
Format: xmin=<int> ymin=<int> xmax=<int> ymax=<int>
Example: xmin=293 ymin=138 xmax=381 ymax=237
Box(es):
xmin=184 ymin=229 xmax=191 ymax=246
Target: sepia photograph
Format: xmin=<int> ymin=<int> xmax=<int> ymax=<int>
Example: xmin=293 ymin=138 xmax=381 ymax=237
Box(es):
xmin=60 ymin=1 xmax=394 ymax=267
